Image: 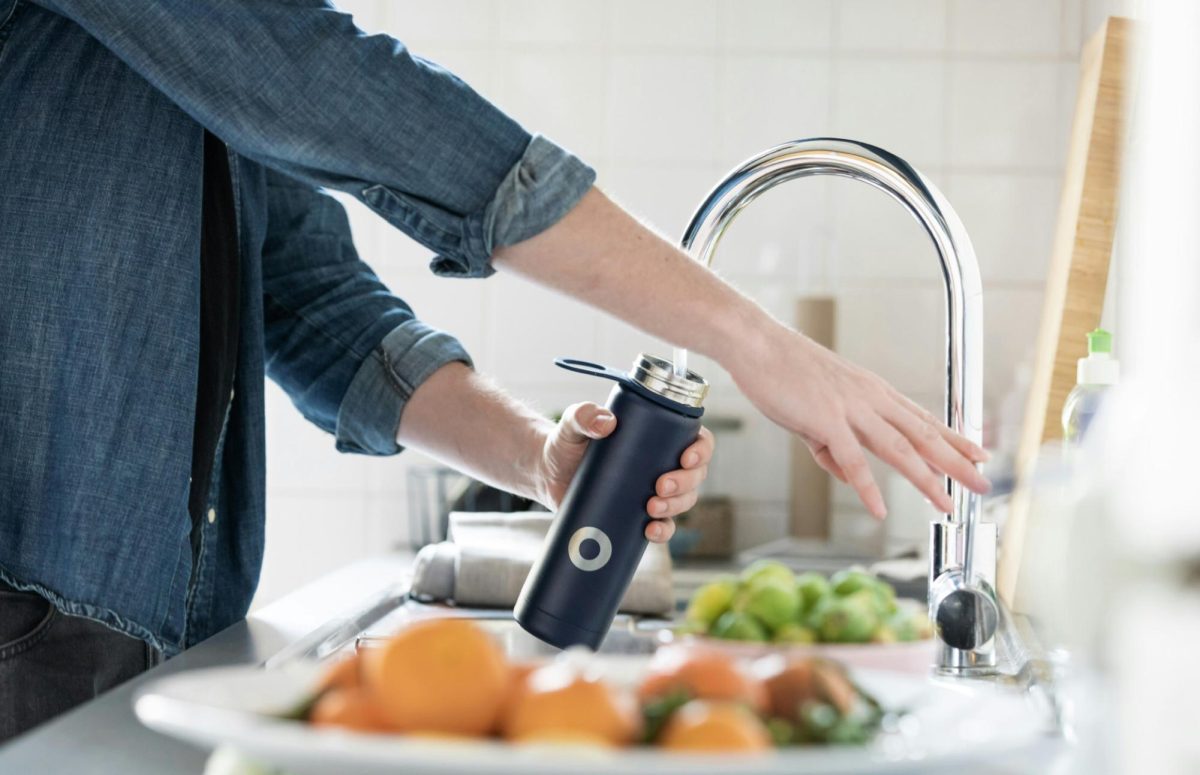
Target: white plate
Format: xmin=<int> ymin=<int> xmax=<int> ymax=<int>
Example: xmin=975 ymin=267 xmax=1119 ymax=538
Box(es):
xmin=134 ymin=657 xmax=1046 ymax=775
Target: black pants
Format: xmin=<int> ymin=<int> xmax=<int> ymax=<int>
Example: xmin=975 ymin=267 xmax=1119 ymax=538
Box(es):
xmin=0 ymin=581 xmax=160 ymax=743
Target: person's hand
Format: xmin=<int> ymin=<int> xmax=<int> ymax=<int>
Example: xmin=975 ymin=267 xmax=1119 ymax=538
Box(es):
xmin=536 ymin=402 xmax=715 ymax=543
xmin=730 ymin=324 xmax=990 ymax=519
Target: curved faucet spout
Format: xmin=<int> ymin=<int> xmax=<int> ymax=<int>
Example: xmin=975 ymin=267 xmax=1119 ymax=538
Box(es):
xmin=677 ymin=138 xmax=994 ymax=673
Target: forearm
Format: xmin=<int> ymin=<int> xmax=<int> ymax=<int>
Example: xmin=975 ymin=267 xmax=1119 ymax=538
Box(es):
xmin=492 ymin=188 xmax=786 ymax=374
xmin=396 ymin=362 xmax=552 ymax=503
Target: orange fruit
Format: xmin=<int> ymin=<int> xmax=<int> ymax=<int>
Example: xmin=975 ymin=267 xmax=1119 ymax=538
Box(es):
xmin=498 ymin=660 xmax=540 ymax=720
xmin=637 ymin=646 xmax=768 ymax=713
xmin=658 ymin=700 xmax=772 ymax=752
xmin=309 ymin=687 xmax=393 ymax=733
xmin=364 ymin=618 xmax=510 ymax=736
xmin=503 ymin=662 xmax=639 ymax=746
xmin=315 ymin=653 xmax=361 ymax=694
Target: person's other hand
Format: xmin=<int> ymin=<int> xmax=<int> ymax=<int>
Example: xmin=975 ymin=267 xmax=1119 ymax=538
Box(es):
xmin=537 ymin=402 xmax=714 ymax=543
xmin=731 ymin=324 xmax=990 ymax=519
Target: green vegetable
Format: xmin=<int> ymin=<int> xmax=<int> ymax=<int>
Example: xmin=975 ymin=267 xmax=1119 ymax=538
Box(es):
xmin=772 ymin=622 xmax=818 ymax=644
xmin=830 ymin=568 xmax=896 ymax=617
xmin=710 ymin=610 xmax=769 ymax=642
xmin=740 ymin=559 xmax=796 ymax=588
xmin=684 ymin=576 xmax=738 ymax=629
xmin=794 ymin=572 xmax=832 ymax=617
xmin=735 ymin=577 xmax=801 ymax=633
xmin=829 ymin=568 xmax=876 ymax=597
xmin=815 ymin=591 xmax=880 ymax=643
xmin=641 ymin=689 xmax=692 ymax=743
xmin=871 ymin=625 xmax=897 ymax=644
xmin=886 ymin=610 xmax=922 ymax=642
xmin=798 ymin=701 xmax=839 ymax=741
xmin=765 ymin=716 xmax=797 ymax=746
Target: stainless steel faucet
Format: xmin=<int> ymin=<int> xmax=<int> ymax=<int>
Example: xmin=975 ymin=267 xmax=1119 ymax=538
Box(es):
xmin=676 ymin=138 xmax=999 ymax=674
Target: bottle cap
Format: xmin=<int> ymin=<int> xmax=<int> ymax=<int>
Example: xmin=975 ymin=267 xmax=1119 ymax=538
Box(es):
xmin=1078 ymin=328 xmax=1119 ymax=386
xmin=631 ymin=354 xmax=708 ymax=408
xmin=1087 ymin=328 xmax=1113 ymax=355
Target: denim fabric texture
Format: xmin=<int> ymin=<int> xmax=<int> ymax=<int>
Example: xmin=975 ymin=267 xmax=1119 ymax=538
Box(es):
xmin=0 ymin=1 xmax=596 ymax=655
xmin=0 ymin=580 xmax=160 ymax=743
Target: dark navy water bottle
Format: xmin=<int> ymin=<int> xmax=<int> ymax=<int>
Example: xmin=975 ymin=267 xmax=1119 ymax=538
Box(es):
xmin=515 ymin=353 xmax=708 ymax=650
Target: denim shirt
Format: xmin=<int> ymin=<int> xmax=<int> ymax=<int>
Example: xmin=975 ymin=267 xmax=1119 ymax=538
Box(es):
xmin=0 ymin=1 xmax=595 ymax=655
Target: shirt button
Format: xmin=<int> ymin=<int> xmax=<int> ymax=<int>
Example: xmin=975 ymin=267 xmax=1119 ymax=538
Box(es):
xmin=207 ymin=508 xmax=217 ymax=524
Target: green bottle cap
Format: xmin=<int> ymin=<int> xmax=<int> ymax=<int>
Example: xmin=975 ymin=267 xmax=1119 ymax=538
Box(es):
xmin=1086 ymin=328 xmax=1112 ymax=355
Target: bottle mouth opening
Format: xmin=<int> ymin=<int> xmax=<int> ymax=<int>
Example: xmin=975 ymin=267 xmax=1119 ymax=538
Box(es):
xmin=631 ymin=353 xmax=708 ymax=408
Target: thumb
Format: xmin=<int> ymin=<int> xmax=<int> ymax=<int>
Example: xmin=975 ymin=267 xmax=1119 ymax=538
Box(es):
xmin=558 ymin=402 xmax=616 ymax=445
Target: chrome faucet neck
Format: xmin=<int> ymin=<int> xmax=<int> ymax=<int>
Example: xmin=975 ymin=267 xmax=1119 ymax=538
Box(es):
xmin=676 ymin=138 xmax=995 ymax=673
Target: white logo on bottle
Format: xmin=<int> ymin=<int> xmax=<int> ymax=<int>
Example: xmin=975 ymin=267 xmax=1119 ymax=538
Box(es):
xmin=567 ymin=526 xmax=612 ymax=572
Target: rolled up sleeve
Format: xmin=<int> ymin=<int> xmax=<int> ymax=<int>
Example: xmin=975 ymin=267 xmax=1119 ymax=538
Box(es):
xmin=262 ymin=169 xmax=471 ymax=455
xmin=396 ymin=134 xmax=596 ymax=279
xmin=336 ymin=320 xmax=471 ymax=455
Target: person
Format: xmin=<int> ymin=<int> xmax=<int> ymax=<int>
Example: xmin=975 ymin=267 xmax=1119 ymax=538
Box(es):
xmin=0 ymin=0 xmax=991 ymax=740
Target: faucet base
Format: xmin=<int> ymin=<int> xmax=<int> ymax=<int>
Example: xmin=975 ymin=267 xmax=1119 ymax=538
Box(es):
xmin=935 ymin=643 xmax=998 ymax=676
xmin=929 ymin=521 xmax=1000 ymax=673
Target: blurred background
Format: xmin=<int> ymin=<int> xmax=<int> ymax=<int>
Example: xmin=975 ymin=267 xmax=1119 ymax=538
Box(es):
xmin=255 ymin=0 xmax=1133 ymax=606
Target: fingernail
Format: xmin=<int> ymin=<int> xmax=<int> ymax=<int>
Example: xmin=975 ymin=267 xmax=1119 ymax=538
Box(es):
xmin=684 ymin=451 xmax=699 ymax=467
xmin=595 ymin=411 xmax=614 ymax=425
xmin=661 ymin=479 xmax=678 ymax=495
xmin=653 ymin=500 xmax=667 ymax=515
xmin=974 ymin=447 xmax=991 ymax=462
xmin=648 ymin=523 xmax=662 ymax=540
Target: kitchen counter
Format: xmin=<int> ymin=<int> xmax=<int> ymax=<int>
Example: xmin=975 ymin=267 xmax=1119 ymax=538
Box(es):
xmin=0 ymin=553 xmax=1073 ymax=774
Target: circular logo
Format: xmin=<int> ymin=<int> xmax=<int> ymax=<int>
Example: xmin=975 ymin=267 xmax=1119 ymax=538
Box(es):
xmin=567 ymin=526 xmax=612 ymax=572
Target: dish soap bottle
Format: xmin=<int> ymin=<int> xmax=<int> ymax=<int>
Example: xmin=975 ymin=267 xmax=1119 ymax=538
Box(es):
xmin=1062 ymin=328 xmax=1119 ymax=444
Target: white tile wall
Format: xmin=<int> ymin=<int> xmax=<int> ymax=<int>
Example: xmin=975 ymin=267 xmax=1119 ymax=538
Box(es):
xmin=255 ymin=0 xmax=1135 ymax=606
xmin=837 ymin=0 xmax=948 ymax=53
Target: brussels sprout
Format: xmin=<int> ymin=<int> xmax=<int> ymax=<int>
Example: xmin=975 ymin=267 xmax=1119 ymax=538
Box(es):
xmin=735 ymin=577 xmax=801 ymax=633
xmin=831 ymin=568 xmax=897 ymax=617
xmin=740 ymin=559 xmax=796 ymax=588
xmin=711 ymin=610 xmax=769 ymax=642
xmin=684 ymin=576 xmax=738 ymax=629
xmin=871 ymin=625 xmax=898 ymax=644
xmin=887 ymin=608 xmax=933 ymax=641
xmin=829 ymin=568 xmax=876 ymax=597
xmin=773 ymin=623 xmax=818 ymax=644
xmin=794 ymin=572 xmax=832 ymax=617
xmin=815 ymin=591 xmax=880 ymax=643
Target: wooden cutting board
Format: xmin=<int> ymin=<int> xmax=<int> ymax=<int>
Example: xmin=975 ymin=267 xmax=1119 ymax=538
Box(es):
xmin=998 ymin=16 xmax=1135 ymax=609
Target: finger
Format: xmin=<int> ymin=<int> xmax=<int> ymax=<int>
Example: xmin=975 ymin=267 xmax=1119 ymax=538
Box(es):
xmin=656 ymin=465 xmax=707 ymax=497
xmin=680 ymin=426 xmax=715 ymax=469
xmin=828 ymin=428 xmax=888 ymax=519
xmin=558 ymin=402 xmax=616 ymax=444
xmin=890 ymin=389 xmax=989 ymax=463
xmin=855 ymin=412 xmax=954 ymax=514
xmin=648 ymin=490 xmax=699 ymax=519
xmin=809 ymin=444 xmax=848 ymax=483
xmin=645 ymin=519 xmax=676 ymax=543
xmin=886 ymin=404 xmax=991 ymax=494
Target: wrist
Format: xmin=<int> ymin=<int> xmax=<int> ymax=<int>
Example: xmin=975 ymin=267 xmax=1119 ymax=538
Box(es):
xmin=710 ymin=295 xmax=789 ymax=378
xmin=520 ymin=414 xmax=557 ymax=505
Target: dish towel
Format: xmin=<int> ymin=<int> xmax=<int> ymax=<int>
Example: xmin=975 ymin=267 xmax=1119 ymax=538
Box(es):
xmin=409 ymin=512 xmax=674 ymax=615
